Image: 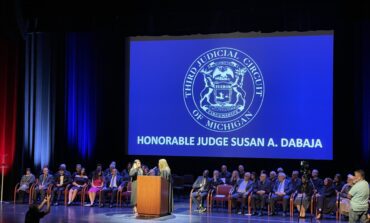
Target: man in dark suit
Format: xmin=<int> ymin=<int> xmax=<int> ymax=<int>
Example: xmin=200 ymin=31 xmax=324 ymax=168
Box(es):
xmin=231 ymin=172 xmax=254 ymax=214
xmin=311 ymin=169 xmax=324 ymax=192
xmin=220 ymin=165 xmax=231 ymax=183
xmin=52 ymin=168 xmax=72 ymax=205
xmin=100 ymin=168 xmax=123 ymax=208
xmin=269 ymin=172 xmax=293 ymax=216
xmin=251 ymin=173 xmax=271 ymax=216
xmin=33 ymin=167 xmax=54 ymax=203
xmin=290 ymin=170 xmax=302 ymax=193
xmin=191 ymin=170 xmax=210 ymax=213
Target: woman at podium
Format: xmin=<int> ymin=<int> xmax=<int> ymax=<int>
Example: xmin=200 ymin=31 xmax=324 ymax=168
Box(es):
xmin=158 ymin=159 xmax=174 ymax=214
xmin=129 ymin=159 xmax=143 ymax=215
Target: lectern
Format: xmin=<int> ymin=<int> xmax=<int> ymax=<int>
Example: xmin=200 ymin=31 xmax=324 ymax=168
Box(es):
xmin=137 ymin=176 xmax=169 ymax=217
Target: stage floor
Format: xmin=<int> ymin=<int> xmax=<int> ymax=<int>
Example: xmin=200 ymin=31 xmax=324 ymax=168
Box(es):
xmin=1 ymin=201 xmax=341 ymax=223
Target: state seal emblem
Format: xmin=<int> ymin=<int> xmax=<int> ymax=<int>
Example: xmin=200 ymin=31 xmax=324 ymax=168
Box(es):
xmin=183 ymin=47 xmax=264 ymax=132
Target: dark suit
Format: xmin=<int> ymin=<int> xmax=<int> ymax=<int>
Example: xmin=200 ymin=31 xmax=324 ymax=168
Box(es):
xmin=311 ymin=177 xmax=324 ymax=191
xmin=52 ymin=172 xmax=72 ymax=203
xmin=231 ymin=179 xmax=254 ymax=212
xmin=191 ymin=176 xmax=210 ymax=209
xmin=316 ymin=185 xmax=337 ymax=214
xmin=33 ymin=174 xmax=54 ymax=202
xmin=251 ymin=180 xmax=271 ymax=213
xmin=290 ymin=178 xmax=302 ymax=193
xmin=269 ymin=179 xmax=292 ymax=213
xmin=220 ymin=171 xmax=231 ymax=183
xmin=101 ymin=174 xmax=123 ymax=206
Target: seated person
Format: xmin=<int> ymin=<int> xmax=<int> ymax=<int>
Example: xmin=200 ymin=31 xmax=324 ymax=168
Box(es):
xmin=121 ymin=162 xmax=132 ymax=182
xmin=251 ymin=173 xmax=271 ymax=216
xmin=229 ymin=170 xmax=240 ymax=186
xmin=238 ymin=165 xmax=245 ymax=178
xmin=33 ymin=167 xmax=54 ymax=203
xmin=294 ymin=175 xmax=314 ymax=218
xmin=338 ymin=174 xmax=354 ymax=217
xmin=17 ymin=168 xmax=35 ymax=203
xmin=290 ymin=170 xmax=302 ymax=193
xmin=334 ymin=173 xmax=345 ymax=192
xmin=104 ymin=161 xmax=116 ymax=176
xmin=59 ymin=164 xmax=71 ymax=177
xmin=191 ymin=170 xmax=210 ymax=213
xmin=71 ymin=164 xmax=82 ymax=179
xmin=100 ymin=168 xmax=123 ymax=208
xmin=85 ymin=168 xmax=104 ymax=207
xmin=67 ymin=167 xmax=88 ymax=205
xmin=269 ymin=172 xmax=292 ymax=216
xmin=220 ymin=165 xmax=231 ymax=184
xmin=231 ymin=172 xmax=254 ymax=214
xmin=311 ymin=169 xmax=324 ymax=193
xmin=209 ymin=170 xmax=224 ymax=190
xmin=316 ymin=178 xmax=337 ymax=219
xmin=269 ymin=171 xmax=277 ymax=185
xmin=52 ymin=167 xmax=72 ymax=205
xmin=25 ymin=194 xmax=51 ymax=223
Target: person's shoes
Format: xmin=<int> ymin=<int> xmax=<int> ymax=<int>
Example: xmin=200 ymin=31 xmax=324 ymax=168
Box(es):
xmin=237 ymin=211 xmax=242 ymax=214
xmin=251 ymin=212 xmax=258 ymax=216
xmin=299 ymin=215 xmax=306 ymax=219
xmin=282 ymin=212 xmax=287 ymax=217
xmin=67 ymin=202 xmax=72 ymax=206
xmin=84 ymin=203 xmax=93 ymax=207
xmin=99 ymin=204 xmax=104 ymax=208
xmin=53 ymin=202 xmax=59 ymax=206
xmin=268 ymin=212 xmax=275 ymax=216
xmin=109 ymin=204 xmax=113 ymax=208
xmin=199 ymin=207 xmax=207 ymax=213
xmin=258 ymin=212 xmax=263 ymax=216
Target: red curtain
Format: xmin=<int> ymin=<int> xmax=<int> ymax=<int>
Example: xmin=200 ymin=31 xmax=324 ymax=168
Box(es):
xmin=0 ymin=38 xmax=19 ymax=176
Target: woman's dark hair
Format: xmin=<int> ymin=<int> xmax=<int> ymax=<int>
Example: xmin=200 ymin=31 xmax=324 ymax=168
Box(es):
xmin=334 ymin=173 xmax=342 ymax=183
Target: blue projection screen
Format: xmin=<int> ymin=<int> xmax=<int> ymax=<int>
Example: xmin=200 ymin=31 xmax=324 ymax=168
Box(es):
xmin=128 ymin=32 xmax=333 ymax=160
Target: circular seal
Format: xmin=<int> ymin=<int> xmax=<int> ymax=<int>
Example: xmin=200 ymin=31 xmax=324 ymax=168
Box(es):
xmin=183 ymin=47 xmax=265 ymax=132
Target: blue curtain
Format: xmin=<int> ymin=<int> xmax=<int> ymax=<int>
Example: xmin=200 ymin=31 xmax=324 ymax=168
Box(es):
xmin=65 ymin=33 xmax=98 ymax=159
xmin=24 ymin=33 xmax=56 ymax=168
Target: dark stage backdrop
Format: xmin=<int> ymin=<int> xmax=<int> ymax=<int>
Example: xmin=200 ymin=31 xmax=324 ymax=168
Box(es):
xmin=0 ymin=1 xmax=369 ymax=200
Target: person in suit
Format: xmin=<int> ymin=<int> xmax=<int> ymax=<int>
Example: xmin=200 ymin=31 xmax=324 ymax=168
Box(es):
xmin=231 ymin=172 xmax=254 ymax=214
xmin=121 ymin=162 xmax=132 ymax=181
xmin=33 ymin=167 xmax=54 ymax=203
xmin=269 ymin=171 xmax=277 ymax=185
xmin=17 ymin=168 xmax=36 ymax=203
xmin=251 ymin=173 xmax=271 ymax=216
xmin=311 ymin=169 xmax=324 ymax=193
xmin=220 ymin=165 xmax=231 ymax=183
xmin=104 ymin=161 xmax=116 ymax=177
xmin=269 ymin=172 xmax=293 ymax=216
xmin=129 ymin=159 xmax=143 ymax=215
xmin=52 ymin=167 xmax=72 ymax=205
xmin=158 ymin=159 xmax=173 ymax=214
xmin=316 ymin=178 xmax=337 ymax=219
xmin=290 ymin=170 xmax=302 ymax=193
xmin=101 ymin=168 xmax=123 ymax=208
xmin=294 ymin=175 xmax=314 ymax=218
xmin=191 ymin=170 xmax=210 ymax=213
xmin=59 ymin=164 xmax=71 ymax=177
xmin=238 ymin=165 xmax=245 ymax=179
xmin=67 ymin=167 xmax=88 ymax=205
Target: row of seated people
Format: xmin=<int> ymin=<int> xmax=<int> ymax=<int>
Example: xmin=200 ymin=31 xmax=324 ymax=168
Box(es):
xmin=191 ymin=166 xmax=369 ymax=220
xmin=15 ymin=162 xmax=136 ymax=208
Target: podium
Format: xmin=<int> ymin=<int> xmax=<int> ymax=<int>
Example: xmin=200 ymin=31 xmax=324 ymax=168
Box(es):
xmin=137 ymin=176 xmax=169 ymax=217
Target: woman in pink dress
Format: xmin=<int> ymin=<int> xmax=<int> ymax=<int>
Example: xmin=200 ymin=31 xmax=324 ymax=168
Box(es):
xmin=85 ymin=169 xmax=104 ymax=206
